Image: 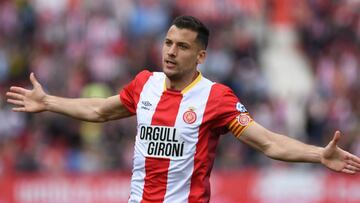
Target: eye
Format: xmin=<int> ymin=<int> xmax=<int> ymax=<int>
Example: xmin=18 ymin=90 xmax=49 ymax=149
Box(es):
xmin=178 ymin=44 xmax=188 ymax=49
xmin=165 ymin=40 xmax=172 ymax=46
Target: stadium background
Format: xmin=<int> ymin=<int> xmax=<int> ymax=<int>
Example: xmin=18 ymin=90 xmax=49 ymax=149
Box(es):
xmin=0 ymin=0 xmax=360 ymax=202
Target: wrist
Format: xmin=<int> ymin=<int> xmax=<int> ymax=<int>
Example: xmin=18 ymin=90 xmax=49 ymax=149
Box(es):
xmin=42 ymin=94 xmax=52 ymax=111
xmin=318 ymin=147 xmax=325 ymax=164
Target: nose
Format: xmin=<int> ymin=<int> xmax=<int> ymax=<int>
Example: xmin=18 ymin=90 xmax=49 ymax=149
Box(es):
xmin=167 ymin=44 xmax=177 ymax=57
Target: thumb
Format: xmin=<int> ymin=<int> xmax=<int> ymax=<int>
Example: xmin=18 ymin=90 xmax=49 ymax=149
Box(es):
xmin=30 ymin=72 xmax=41 ymax=87
xmin=330 ymin=130 xmax=341 ymax=147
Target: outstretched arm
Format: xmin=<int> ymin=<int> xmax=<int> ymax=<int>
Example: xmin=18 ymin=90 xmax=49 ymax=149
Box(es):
xmin=238 ymin=122 xmax=360 ymax=174
xmin=6 ymin=73 xmax=133 ymax=122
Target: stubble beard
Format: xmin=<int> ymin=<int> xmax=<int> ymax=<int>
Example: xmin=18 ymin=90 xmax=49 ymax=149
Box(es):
xmin=163 ymin=61 xmax=181 ymax=81
xmin=164 ymin=68 xmax=182 ymax=82
xmin=163 ymin=62 xmax=197 ymax=84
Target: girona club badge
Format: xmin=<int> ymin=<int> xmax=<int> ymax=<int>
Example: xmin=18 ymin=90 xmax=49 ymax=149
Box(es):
xmin=237 ymin=113 xmax=251 ymax=126
xmin=183 ymin=108 xmax=197 ymax=124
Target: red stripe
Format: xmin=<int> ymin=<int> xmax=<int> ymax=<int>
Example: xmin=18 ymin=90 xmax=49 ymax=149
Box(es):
xmin=141 ymin=157 xmax=171 ymax=203
xmin=141 ymin=91 xmax=183 ymax=203
xmin=189 ymin=85 xmax=222 ymax=203
xmin=120 ymin=70 xmax=153 ymax=114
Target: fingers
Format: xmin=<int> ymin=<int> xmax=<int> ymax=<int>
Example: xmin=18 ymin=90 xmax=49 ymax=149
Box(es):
xmin=30 ymin=72 xmax=40 ymax=87
xmin=6 ymin=89 xmax=26 ymax=108
xmin=12 ymin=107 xmax=26 ymax=112
xmin=349 ymin=154 xmax=360 ymax=164
xmin=342 ymin=162 xmax=360 ymax=174
xmin=330 ymin=131 xmax=341 ymax=147
xmin=346 ymin=159 xmax=360 ymax=169
xmin=342 ymin=154 xmax=360 ymax=175
xmin=341 ymin=168 xmax=356 ymax=175
xmin=7 ymin=99 xmax=24 ymax=106
xmin=9 ymin=86 xmax=28 ymax=95
xmin=346 ymin=155 xmax=360 ymax=168
xmin=6 ymin=89 xmax=26 ymax=109
xmin=6 ymin=87 xmax=28 ymax=111
xmin=344 ymin=163 xmax=360 ymax=172
xmin=6 ymin=92 xmax=24 ymax=100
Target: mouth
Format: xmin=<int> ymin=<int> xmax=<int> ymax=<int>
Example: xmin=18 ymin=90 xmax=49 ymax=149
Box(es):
xmin=165 ymin=59 xmax=177 ymax=65
xmin=164 ymin=59 xmax=177 ymax=69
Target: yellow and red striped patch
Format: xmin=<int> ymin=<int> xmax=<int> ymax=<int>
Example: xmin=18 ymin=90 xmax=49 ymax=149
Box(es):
xmin=228 ymin=113 xmax=253 ymax=138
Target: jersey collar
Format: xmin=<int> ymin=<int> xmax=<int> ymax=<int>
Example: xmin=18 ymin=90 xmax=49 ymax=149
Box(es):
xmin=163 ymin=71 xmax=203 ymax=94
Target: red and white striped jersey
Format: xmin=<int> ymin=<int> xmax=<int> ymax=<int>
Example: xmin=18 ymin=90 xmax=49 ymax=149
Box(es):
xmin=120 ymin=70 xmax=253 ymax=203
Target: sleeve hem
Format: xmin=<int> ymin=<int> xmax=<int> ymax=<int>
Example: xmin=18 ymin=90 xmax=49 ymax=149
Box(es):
xmin=119 ymin=90 xmax=136 ymax=114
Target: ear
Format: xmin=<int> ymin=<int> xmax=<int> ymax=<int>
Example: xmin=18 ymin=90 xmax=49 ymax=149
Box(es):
xmin=197 ymin=50 xmax=207 ymax=64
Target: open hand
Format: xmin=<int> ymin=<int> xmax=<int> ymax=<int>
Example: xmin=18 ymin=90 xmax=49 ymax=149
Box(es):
xmin=321 ymin=131 xmax=360 ymax=174
xmin=6 ymin=73 xmax=47 ymax=113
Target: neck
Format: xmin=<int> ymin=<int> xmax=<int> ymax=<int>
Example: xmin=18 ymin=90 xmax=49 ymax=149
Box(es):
xmin=166 ymin=71 xmax=199 ymax=91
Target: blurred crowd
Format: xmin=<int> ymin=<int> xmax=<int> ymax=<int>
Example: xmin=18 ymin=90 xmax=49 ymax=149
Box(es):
xmin=0 ymin=0 xmax=360 ymax=175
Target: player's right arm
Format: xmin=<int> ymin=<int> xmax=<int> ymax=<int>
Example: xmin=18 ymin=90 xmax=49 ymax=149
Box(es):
xmin=6 ymin=73 xmax=133 ymax=122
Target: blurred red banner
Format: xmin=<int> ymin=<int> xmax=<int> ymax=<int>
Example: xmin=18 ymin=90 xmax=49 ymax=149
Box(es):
xmin=1 ymin=169 xmax=360 ymax=203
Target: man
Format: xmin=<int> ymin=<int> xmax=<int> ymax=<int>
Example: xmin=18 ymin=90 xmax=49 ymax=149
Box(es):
xmin=6 ymin=16 xmax=360 ymax=203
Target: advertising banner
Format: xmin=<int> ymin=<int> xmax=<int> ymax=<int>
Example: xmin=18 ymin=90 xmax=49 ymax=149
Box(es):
xmin=1 ymin=169 xmax=360 ymax=203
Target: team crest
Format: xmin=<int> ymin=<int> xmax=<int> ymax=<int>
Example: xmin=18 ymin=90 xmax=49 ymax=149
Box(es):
xmin=237 ymin=113 xmax=251 ymax=126
xmin=183 ymin=108 xmax=197 ymax=124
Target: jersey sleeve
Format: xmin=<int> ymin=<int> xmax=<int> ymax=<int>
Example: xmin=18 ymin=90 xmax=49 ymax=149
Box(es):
xmin=119 ymin=70 xmax=153 ymax=114
xmin=212 ymin=84 xmax=253 ymax=138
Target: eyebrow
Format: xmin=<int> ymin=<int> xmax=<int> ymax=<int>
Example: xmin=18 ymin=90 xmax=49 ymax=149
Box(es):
xmin=165 ymin=38 xmax=191 ymax=47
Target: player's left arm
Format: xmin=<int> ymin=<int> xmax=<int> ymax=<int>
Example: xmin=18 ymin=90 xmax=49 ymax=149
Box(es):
xmin=236 ymin=121 xmax=360 ymax=174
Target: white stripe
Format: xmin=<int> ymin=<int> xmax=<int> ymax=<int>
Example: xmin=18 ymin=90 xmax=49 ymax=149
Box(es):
xmin=128 ymin=72 xmax=165 ymax=202
xmin=163 ymin=78 xmax=214 ymax=202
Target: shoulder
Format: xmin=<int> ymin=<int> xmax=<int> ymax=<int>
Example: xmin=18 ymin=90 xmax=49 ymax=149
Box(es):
xmin=134 ymin=70 xmax=167 ymax=81
xmin=134 ymin=69 xmax=153 ymax=81
xmin=131 ymin=70 xmax=165 ymax=86
xmin=202 ymin=83 xmax=236 ymax=109
xmin=212 ymin=83 xmax=232 ymax=91
xmin=195 ymin=74 xmax=237 ymax=102
xmin=210 ymin=83 xmax=235 ymax=97
xmin=207 ymin=83 xmax=239 ymax=111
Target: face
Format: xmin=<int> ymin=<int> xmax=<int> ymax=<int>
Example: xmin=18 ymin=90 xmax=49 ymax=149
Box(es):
xmin=162 ymin=25 xmax=206 ymax=81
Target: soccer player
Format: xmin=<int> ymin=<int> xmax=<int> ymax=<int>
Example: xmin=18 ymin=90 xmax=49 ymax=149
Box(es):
xmin=6 ymin=16 xmax=360 ymax=203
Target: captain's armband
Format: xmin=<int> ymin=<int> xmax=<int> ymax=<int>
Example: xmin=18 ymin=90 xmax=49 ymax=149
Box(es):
xmin=227 ymin=113 xmax=254 ymax=138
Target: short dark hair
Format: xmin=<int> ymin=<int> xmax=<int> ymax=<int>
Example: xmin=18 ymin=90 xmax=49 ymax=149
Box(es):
xmin=171 ymin=15 xmax=210 ymax=49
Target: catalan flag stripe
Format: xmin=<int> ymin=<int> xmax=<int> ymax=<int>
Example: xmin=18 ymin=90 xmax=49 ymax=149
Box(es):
xmin=228 ymin=119 xmax=238 ymax=130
